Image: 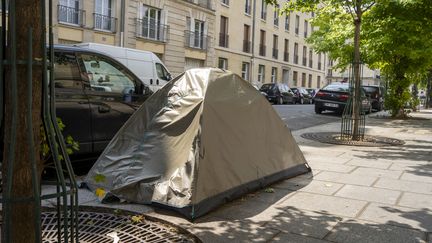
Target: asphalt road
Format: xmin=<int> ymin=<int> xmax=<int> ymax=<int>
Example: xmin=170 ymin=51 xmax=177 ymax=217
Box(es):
xmin=272 ymin=104 xmax=341 ymax=131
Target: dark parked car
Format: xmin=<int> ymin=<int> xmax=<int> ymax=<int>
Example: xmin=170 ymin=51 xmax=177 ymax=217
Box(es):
xmin=291 ymin=87 xmax=313 ymax=104
xmin=314 ymin=82 xmax=372 ymax=114
xmin=53 ymin=45 xmax=152 ymax=161
xmin=260 ymin=83 xmax=295 ymax=105
xmin=362 ymin=85 xmax=385 ymax=111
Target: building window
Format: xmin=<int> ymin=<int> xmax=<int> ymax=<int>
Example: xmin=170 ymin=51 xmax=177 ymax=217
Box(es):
xmin=294 ymin=43 xmax=298 ymax=64
xmin=318 ymin=53 xmax=322 ymax=70
xmin=304 ymin=20 xmax=308 ymax=38
xmin=272 ymin=35 xmax=278 ymax=59
xmin=221 ymin=0 xmax=229 ymax=5
xmin=273 ymin=4 xmax=279 ymax=26
xmin=317 ymin=76 xmax=321 ymax=88
xmin=218 ymin=57 xmax=228 ymax=70
xmin=243 ymin=24 xmax=251 ymax=53
xmin=219 ymin=16 xmax=229 ymax=47
xmin=137 ymin=5 xmax=168 ymax=41
xmin=295 ymin=15 xmax=299 ymax=35
xmin=259 ymin=30 xmax=266 ymax=56
xmin=94 ymin=0 xmax=116 ymax=32
xmin=302 ymin=73 xmax=306 ymax=87
xmin=258 ymin=65 xmax=265 ymax=82
xmin=308 ymin=74 xmax=312 ymax=88
xmin=309 ymin=50 xmax=313 ymax=68
xmin=58 ymin=0 xmax=84 ymax=26
xmin=293 ymin=71 xmax=298 ymax=86
xmin=245 ymin=0 xmax=251 ymax=14
xmin=242 ymin=62 xmax=250 ymax=81
xmin=302 ymin=46 xmax=307 ymax=66
xmin=271 ymin=67 xmax=277 ymax=83
xmin=186 ymin=17 xmax=207 ymax=49
xmin=285 ymin=14 xmax=290 ymax=31
xmin=284 ymin=39 xmax=289 ymax=62
xmin=261 ymin=0 xmax=267 ymax=20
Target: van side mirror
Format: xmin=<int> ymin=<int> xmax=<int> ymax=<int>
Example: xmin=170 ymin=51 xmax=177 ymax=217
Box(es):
xmin=166 ymin=73 xmax=172 ymax=81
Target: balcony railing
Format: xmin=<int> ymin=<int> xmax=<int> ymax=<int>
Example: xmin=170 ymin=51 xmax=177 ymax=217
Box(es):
xmin=185 ymin=30 xmax=208 ymax=50
xmin=309 ymin=60 xmax=313 ymax=68
xmin=295 ymin=27 xmax=299 ymax=35
xmin=259 ymin=44 xmax=266 ymax=56
xmin=136 ymin=18 xmax=169 ymax=42
xmin=261 ymin=11 xmax=267 ymax=20
xmin=58 ymin=5 xmax=85 ymax=26
xmin=272 ymin=48 xmax=278 ymax=59
xmin=304 ymin=31 xmax=308 ymax=38
xmin=219 ymin=33 xmax=229 ymax=48
xmin=94 ymin=13 xmax=117 ymax=32
xmin=274 ymin=17 xmax=279 ymax=26
xmin=302 ymin=57 xmax=307 ymax=66
xmin=294 ymin=54 xmax=298 ymax=64
xmin=243 ymin=40 xmax=251 ymax=53
xmin=185 ymin=0 xmax=214 ymax=10
xmin=284 ymin=51 xmax=289 ymax=62
xmin=318 ymin=62 xmax=322 ymax=70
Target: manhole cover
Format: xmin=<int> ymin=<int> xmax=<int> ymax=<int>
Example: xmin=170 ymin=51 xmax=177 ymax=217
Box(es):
xmin=301 ymin=132 xmax=405 ymax=147
xmin=40 ymin=208 xmax=200 ymax=243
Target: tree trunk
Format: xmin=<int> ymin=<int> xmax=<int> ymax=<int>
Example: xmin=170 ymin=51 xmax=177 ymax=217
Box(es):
xmin=2 ymin=0 xmax=43 ymax=242
xmin=352 ymin=1 xmax=362 ymax=140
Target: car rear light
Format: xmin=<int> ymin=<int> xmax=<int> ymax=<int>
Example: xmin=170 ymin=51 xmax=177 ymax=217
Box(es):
xmin=339 ymin=94 xmax=349 ymax=101
xmin=315 ymin=91 xmax=325 ymax=97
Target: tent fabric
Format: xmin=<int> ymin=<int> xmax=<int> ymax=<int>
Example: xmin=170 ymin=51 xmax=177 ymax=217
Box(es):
xmin=84 ymin=68 xmax=310 ymax=219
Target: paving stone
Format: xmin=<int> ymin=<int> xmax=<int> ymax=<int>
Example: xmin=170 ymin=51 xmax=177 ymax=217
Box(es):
xmin=303 ymin=155 xmax=352 ymax=165
xmin=335 ymin=185 xmax=401 ymax=205
xmin=275 ymin=180 xmax=344 ymax=196
xmin=326 ymin=219 xmax=427 ymax=243
xmin=351 ymin=167 xmax=403 ymax=179
xmin=278 ymin=192 xmax=367 ymax=218
xmin=266 ymin=209 xmax=342 ymax=239
xmin=306 ymin=162 xmax=356 ymax=173
xmin=398 ymin=192 xmax=432 ymax=209
xmin=374 ymin=178 xmax=432 ymax=195
xmin=346 ymin=159 xmax=391 ymax=169
xmin=270 ymin=232 xmax=329 ymax=242
xmin=186 ymin=217 xmax=280 ymax=243
xmin=400 ymin=172 xmax=432 ymax=184
xmin=314 ymin=171 xmax=377 ymax=186
xmin=388 ymin=162 xmax=431 ymax=171
xmin=358 ymin=203 xmax=432 ymax=232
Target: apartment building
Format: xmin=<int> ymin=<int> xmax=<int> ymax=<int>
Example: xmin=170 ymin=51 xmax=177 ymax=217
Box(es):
xmin=326 ymin=59 xmax=382 ymax=86
xmin=214 ymin=0 xmax=326 ymax=89
xmin=53 ymin=0 xmax=215 ymax=76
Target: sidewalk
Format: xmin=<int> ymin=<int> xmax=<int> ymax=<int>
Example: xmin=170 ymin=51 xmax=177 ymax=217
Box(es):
xmin=47 ymin=109 xmax=432 ymax=242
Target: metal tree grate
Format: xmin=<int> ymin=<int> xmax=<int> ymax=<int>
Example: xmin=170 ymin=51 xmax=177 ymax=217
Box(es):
xmin=41 ymin=210 xmax=200 ymax=243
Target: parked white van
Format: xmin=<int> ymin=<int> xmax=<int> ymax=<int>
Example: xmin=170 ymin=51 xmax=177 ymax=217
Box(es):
xmin=75 ymin=43 xmax=172 ymax=92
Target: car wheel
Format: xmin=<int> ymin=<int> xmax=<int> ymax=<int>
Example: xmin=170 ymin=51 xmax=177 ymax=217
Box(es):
xmin=300 ymin=98 xmax=304 ymax=104
xmin=278 ymin=96 xmax=284 ymax=105
xmin=309 ymin=99 xmax=313 ymax=104
xmin=378 ymin=102 xmax=383 ymax=111
xmin=315 ymin=106 xmax=322 ymax=114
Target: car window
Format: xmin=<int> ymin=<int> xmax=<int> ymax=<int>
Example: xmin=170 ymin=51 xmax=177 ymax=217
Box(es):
xmin=363 ymin=86 xmax=379 ymax=94
xmin=260 ymin=84 xmax=275 ymax=91
xmin=156 ymin=63 xmax=170 ymax=81
xmin=80 ymin=53 xmax=135 ymax=94
xmin=54 ymin=52 xmax=82 ymax=89
xmin=322 ymin=83 xmax=349 ymax=92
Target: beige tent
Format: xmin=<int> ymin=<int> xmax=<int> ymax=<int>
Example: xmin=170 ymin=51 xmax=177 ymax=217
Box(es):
xmin=85 ymin=68 xmax=310 ymax=219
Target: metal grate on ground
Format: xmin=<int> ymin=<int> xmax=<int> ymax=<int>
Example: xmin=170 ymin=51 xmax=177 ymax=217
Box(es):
xmin=301 ymin=132 xmax=405 ymax=147
xmin=40 ymin=209 xmax=200 ymax=243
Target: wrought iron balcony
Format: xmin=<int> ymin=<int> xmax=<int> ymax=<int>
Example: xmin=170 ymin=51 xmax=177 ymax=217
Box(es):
xmin=309 ymin=60 xmax=313 ymax=68
xmin=294 ymin=54 xmax=298 ymax=64
xmin=318 ymin=62 xmax=322 ymax=70
xmin=136 ymin=18 xmax=169 ymax=42
xmin=259 ymin=44 xmax=266 ymax=56
xmin=219 ymin=33 xmax=229 ymax=48
xmin=58 ymin=5 xmax=85 ymax=26
xmin=243 ymin=40 xmax=251 ymax=53
xmin=284 ymin=52 xmax=289 ymax=62
xmin=94 ymin=13 xmax=117 ymax=32
xmin=303 ymin=57 xmax=307 ymax=66
xmin=184 ymin=30 xmax=208 ymax=50
xmin=272 ymin=48 xmax=278 ymax=59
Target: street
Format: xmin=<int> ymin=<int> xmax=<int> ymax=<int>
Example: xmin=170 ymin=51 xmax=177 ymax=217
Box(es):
xmin=272 ymin=104 xmax=341 ymax=131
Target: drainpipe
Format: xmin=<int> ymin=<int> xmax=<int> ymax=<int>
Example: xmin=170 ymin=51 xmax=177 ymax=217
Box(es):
xmin=250 ymin=0 xmax=257 ymax=85
xmin=120 ymin=0 xmax=125 ymax=47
